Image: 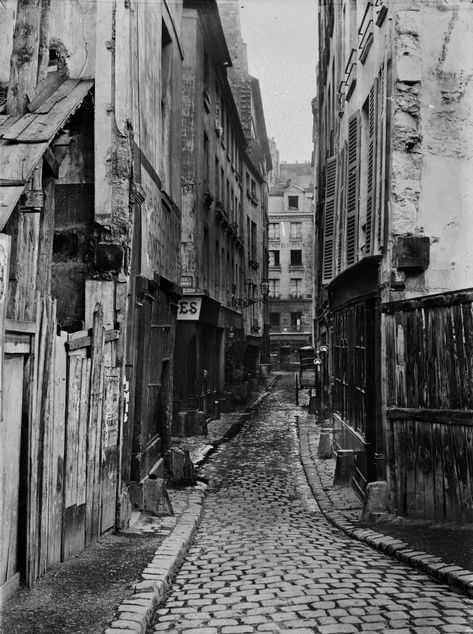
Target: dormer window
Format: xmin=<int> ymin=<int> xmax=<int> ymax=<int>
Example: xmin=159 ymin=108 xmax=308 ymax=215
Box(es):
xmin=288 ymin=195 xmax=299 ymax=210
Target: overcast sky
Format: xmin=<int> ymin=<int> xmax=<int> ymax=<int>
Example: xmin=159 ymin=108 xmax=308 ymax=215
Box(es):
xmin=239 ymin=0 xmax=318 ymax=163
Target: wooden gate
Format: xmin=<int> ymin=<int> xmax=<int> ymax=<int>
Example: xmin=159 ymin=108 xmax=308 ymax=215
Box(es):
xmin=384 ymin=290 xmax=473 ymax=520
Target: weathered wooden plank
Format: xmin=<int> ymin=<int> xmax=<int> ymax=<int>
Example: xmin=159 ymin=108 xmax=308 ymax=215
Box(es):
xmin=100 ymin=368 xmax=120 ymax=532
xmin=386 ymin=407 xmax=473 ymax=424
xmin=77 ymin=358 xmax=91 ymax=506
xmin=62 ymin=504 xmax=86 ymax=561
xmin=443 ymin=424 xmax=459 ymax=521
xmin=66 ymin=328 xmax=119 ymax=351
xmin=405 ymin=420 xmax=417 ymax=517
xmin=26 ymin=295 xmax=45 ymax=586
xmin=0 ymin=355 xmax=24 ymax=587
xmin=27 ymin=72 xmax=66 ymax=113
xmin=0 ymin=116 xmax=20 ymax=136
xmin=47 ymin=330 xmax=67 ymax=568
xmin=14 ymin=80 xmax=93 ymax=143
xmin=5 ymin=318 xmax=36 ymax=334
xmin=1 ymin=113 xmax=38 ymax=140
xmin=9 ymin=210 xmax=41 ymax=322
xmin=85 ymin=280 xmax=115 ymax=330
xmin=0 ymin=187 xmax=24 ymax=232
xmin=39 ymin=298 xmax=56 ymax=576
xmin=30 ymin=78 xmax=81 ymax=115
xmin=85 ymin=304 xmax=104 ymax=544
xmin=381 ymin=289 xmax=473 ymax=313
xmin=0 ymin=235 xmax=11 ymax=419
xmin=4 ymin=334 xmax=30 ymax=354
xmin=432 ymin=422 xmax=446 ymax=521
xmin=65 ymin=355 xmax=82 ymax=508
xmin=452 ymin=425 xmax=473 ymax=521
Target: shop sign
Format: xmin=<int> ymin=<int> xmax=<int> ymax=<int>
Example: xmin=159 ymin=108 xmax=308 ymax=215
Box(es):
xmin=177 ymin=297 xmax=202 ymax=320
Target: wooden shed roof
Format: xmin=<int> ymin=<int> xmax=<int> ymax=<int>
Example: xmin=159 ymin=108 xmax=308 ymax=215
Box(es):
xmin=0 ymin=79 xmax=94 ymax=230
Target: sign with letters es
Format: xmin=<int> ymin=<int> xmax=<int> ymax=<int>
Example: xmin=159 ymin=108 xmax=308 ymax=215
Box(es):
xmin=177 ymin=297 xmax=202 ymax=320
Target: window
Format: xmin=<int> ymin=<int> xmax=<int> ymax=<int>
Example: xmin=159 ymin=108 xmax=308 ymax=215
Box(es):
xmin=251 ymin=221 xmax=257 ymax=259
xmin=268 ymin=279 xmax=280 ymax=297
xmin=290 ymin=279 xmax=302 ymax=298
xmin=288 ymin=195 xmax=299 ymax=210
xmin=269 ymin=312 xmax=280 ymax=327
xmin=290 ymin=250 xmax=302 ymax=266
xmin=268 ymin=250 xmax=280 ymax=267
xmin=290 ymin=222 xmax=302 ymax=239
xmin=251 ymin=179 xmax=257 ymax=200
xmin=268 ymin=222 xmax=280 ymax=240
xmin=291 ymin=312 xmax=303 ymax=330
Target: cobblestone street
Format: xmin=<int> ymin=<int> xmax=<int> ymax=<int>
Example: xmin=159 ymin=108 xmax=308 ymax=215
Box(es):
xmin=148 ymin=375 xmax=473 ymax=633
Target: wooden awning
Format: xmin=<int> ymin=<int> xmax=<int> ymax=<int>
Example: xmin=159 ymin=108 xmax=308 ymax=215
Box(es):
xmin=0 ymin=79 xmax=94 ymax=230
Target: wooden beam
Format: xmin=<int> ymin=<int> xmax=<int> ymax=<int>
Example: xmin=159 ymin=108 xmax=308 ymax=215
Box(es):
xmin=387 ymin=407 xmax=473 ymax=425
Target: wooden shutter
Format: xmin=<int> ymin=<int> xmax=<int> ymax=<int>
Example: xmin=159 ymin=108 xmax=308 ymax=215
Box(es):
xmin=322 ymin=156 xmax=337 ymax=284
xmin=336 ymin=144 xmax=347 ymax=275
xmin=376 ymin=64 xmax=386 ymax=249
xmin=346 ymin=112 xmax=360 ymax=267
xmin=365 ymin=83 xmax=377 ymax=255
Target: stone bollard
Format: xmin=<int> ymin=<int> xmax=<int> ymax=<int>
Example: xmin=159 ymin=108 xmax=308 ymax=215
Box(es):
xmin=176 ymin=411 xmax=187 ymax=437
xmin=186 ymin=409 xmax=199 ymax=435
xmin=197 ymin=410 xmax=207 ymax=435
xmin=166 ymin=448 xmax=196 ymax=486
xmin=214 ymin=401 xmax=220 ymax=419
xmin=361 ymin=480 xmax=388 ymax=521
xmin=317 ymin=430 xmax=333 ymax=459
xmin=333 ymin=449 xmax=354 ymax=486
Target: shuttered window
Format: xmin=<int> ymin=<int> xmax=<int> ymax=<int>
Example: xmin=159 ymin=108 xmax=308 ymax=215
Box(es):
xmin=336 ymin=144 xmax=347 ymax=275
xmin=365 ymin=83 xmax=377 ymax=255
xmin=346 ymin=112 xmax=360 ymax=267
xmin=322 ymin=156 xmax=337 ymax=284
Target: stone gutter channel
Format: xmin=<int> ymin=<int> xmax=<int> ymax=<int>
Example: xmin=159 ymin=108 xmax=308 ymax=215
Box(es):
xmin=298 ymin=412 xmax=473 ymax=600
xmin=103 ymin=375 xmax=279 ymax=634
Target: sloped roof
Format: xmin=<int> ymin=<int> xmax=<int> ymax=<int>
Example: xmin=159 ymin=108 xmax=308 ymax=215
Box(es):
xmin=0 ymin=78 xmax=93 ymax=229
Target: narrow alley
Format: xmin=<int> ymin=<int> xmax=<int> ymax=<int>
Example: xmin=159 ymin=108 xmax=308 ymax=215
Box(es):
xmin=148 ymin=374 xmax=473 ymax=634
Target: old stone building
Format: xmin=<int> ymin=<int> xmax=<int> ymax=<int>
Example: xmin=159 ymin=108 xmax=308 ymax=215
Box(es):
xmin=174 ymin=0 xmax=271 ymax=419
xmin=0 ymin=0 xmax=183 ymax=594
xmin=268 ymin=156 xmax=314 ymax=361
xmin=315 ymin=0 xmax=473 ymax=518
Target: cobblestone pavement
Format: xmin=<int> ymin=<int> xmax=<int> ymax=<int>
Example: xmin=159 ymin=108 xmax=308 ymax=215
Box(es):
xmin=149 ymin=375 xmax=473 ymax=633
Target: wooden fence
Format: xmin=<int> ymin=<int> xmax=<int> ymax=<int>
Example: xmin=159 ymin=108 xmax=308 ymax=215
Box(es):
xmin=0 ymin=297 xmax=122 ymax=595
xmin=384 ymin=290 xmax=473 ymax=521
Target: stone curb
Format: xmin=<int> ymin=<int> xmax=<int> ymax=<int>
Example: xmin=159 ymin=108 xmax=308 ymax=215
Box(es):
xmin=298 ymin=412 xmax=473 ymax=599
xmin=103 ymin=483 xmax=207 ymax=634
xmin=193 ymin=375 xmax=280 ymax=469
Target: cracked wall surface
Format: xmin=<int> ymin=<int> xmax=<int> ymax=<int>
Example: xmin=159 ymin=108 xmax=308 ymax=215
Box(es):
xmin=385 ymin=1 xmax=473 ymax=299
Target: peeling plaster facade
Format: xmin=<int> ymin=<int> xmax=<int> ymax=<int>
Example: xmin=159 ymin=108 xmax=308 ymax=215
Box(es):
xmin=315 ymin=0 xmax=473 ymax=516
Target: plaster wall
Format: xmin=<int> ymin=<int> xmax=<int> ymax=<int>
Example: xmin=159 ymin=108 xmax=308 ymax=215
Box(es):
xmin=49 ymin=0 xmax=97 ymax=78
xmin=418 ymin=3 xmax=473 ymax=293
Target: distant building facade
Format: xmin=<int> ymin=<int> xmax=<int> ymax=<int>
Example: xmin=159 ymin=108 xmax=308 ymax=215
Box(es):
xmin=174 ymin=0 xmax=271 ymax=418
xmin=315 ymin=0 xmax=473 ymax=518
xmin=268 ymin=156 xmax=314 ymax=359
